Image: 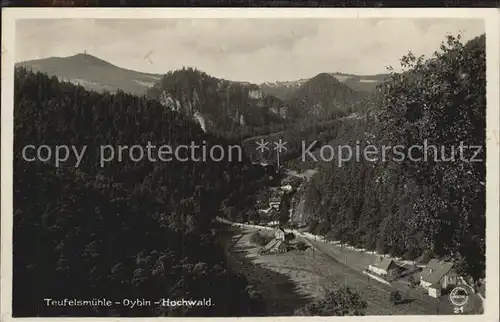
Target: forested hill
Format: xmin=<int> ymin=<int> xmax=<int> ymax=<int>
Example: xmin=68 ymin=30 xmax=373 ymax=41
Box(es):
xmin=284 ymin=72 xmax=369 ymax=119
xmin=16 ymin=53 xmax=162 ymax=95
xmin=298 ymin=34 xmax=486 ymax=284
xmin=259 ymin=72 xmax=389 ymax=102
xmin=147 ymin=67 xmax=286 ymax=137
xmin=13 ymin=68 xmax=269 ymax=317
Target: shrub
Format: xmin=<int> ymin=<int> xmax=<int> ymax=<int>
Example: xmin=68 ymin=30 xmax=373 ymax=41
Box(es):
xmin=295 ymin=241 xmax=308 ymax=251
xmin=389 ymin=291 xmax=402 ymax=305
xmin=297 ymin=34 xmax=486 ymax=286
xmin=295 ymin=287 xmax=367 ymax=316
xmin=408 ymin=275 xmax=417 ymax=288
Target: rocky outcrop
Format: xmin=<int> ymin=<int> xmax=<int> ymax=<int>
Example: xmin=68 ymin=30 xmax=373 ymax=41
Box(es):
xmin=193 ymin=111 xmax=207 ymax=132
xmin=160 ymin=90 xmax=182 ymax=112
xmin=160 ymin=89 xmax=211 ymax=132
xmin=270 ymin=106 xmax=288 ymax=118
xmin=151 ymin=68 xmax=286 ymax=133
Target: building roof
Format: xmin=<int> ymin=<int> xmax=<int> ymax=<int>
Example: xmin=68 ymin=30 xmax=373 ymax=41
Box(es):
xmin=262 ymin=239 xmax=286 ymax=251
xmin=263 ymin=239 xmax=279 ymax=251
xmin=372 ymin=257 xmax=396 ymax=271
xmin=421 ymin=259 xmax=454 ymax=284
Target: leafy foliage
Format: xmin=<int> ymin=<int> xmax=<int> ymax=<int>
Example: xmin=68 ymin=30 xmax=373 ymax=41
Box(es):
xmin=285 ymin=72 xmax=368 ymax=119
xmin=285 ymin=232 xmax=296 ymax=242
xmin=295 ymin=287 xmax=367 ymax=316
xmin=389 ymin=291 xmax=402 ymax=305
xmin=146 ymin=67 xmax=286 ymax=138
xmin=300 ymin=34 xmax=486 ymax=282
xmin=13 ymin=69 xmax=267 ymax=317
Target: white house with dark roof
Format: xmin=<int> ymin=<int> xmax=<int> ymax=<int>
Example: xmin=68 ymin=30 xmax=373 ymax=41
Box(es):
xmin=368 ymin=257 xmax=398 ymax=277
xmin=420 ymin=259 xmax=457 ymax=297
xmin=260 ymin=226 xmax=288 ymax=254
xmin=274 ymin=225 xmax=286 ymax=241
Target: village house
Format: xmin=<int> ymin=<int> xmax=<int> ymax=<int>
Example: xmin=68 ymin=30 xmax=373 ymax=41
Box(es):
xmin=248 ymin=89 xmax=263 ymax=100
xmin=274 ymin=225 xmax=286 ymax=241
xmin=269 ymin=201 xmax=281 ymax=210
xmin=368 ymin=257 xmax=398 ymax=277
xmin=420 ymin=259 xmax=457 ymax=298
xmin=261 ymin=239 xmax=287 ymax=254
xmin=257 ymin=200 xmax=280 ymax=218
xmin=258 ymin=207 xmax=272 ymax=215
xmin=260 ymin=226 xmax=288 ymax=254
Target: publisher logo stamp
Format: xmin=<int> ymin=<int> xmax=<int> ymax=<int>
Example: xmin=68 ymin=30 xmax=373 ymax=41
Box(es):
xmin=449 ymin=287 xmax=469 ymax=306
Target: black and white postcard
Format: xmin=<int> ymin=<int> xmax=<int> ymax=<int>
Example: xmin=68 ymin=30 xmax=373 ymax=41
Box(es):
xmin=1 ymin=8 xmax=499 ymax=321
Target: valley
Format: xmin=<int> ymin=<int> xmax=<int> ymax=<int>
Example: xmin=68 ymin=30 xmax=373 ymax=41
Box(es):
xmin=219 ymin=224 xmax=483 ymax=315
xmin=12 ymin=31 xmax=487 ymax=317
xmin=218 ymin=224 xmax=443 ymax=315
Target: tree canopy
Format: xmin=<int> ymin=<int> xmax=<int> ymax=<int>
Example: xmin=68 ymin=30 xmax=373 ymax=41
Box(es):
xmin=13 ymin=68 xmax=267 ymax=317
xmin=298 ymin=34 xmax=485 ymax=282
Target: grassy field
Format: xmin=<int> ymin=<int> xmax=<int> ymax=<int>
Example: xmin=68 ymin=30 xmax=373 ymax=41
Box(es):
xmin=297 ymin=237 xmax=442 ymax=315
xmin=217 ymin=227 xmax=313 ymax=315
xmin=218 ymin=225 xmax=482 ymax=315
xmin=305 ymin=236 xmax=484 ymax=315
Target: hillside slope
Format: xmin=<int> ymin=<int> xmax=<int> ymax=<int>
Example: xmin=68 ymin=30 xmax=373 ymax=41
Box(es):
xmin=296 ymin=34 xmax=486 ymax=285
xmin=284 ymin=73 xmax=369 ymax=119
xmin=259 ymin=79 xmax=309 ymax=101
xmin=259 ymin=72 xmax=388 ymax=102
xmin=16 ymin=53 xmax=162 ymax=96
xmin=13 ymin=67 xmax=270 ymax=317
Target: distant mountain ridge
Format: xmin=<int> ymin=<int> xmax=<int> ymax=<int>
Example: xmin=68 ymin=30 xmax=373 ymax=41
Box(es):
xmin=16 ymin=53 xmax=162 ymax=96
xmin=282 ymin=72 xmax=370 ymax=119
xmin=16 ymin=54 xmax=288 ymax=135
xmin=16 ymin=53 xmax=379 ymax=134
xmin=260 ymin=72 xmax=389 ymax=101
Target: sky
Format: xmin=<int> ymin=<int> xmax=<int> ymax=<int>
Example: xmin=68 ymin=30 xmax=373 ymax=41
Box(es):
xmin=15 ymin=18 xmax=485 ymax=83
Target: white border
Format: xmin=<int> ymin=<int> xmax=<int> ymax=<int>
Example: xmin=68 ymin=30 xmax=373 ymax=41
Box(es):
xmin=1 ymin=8 xmax=499 ymax=322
